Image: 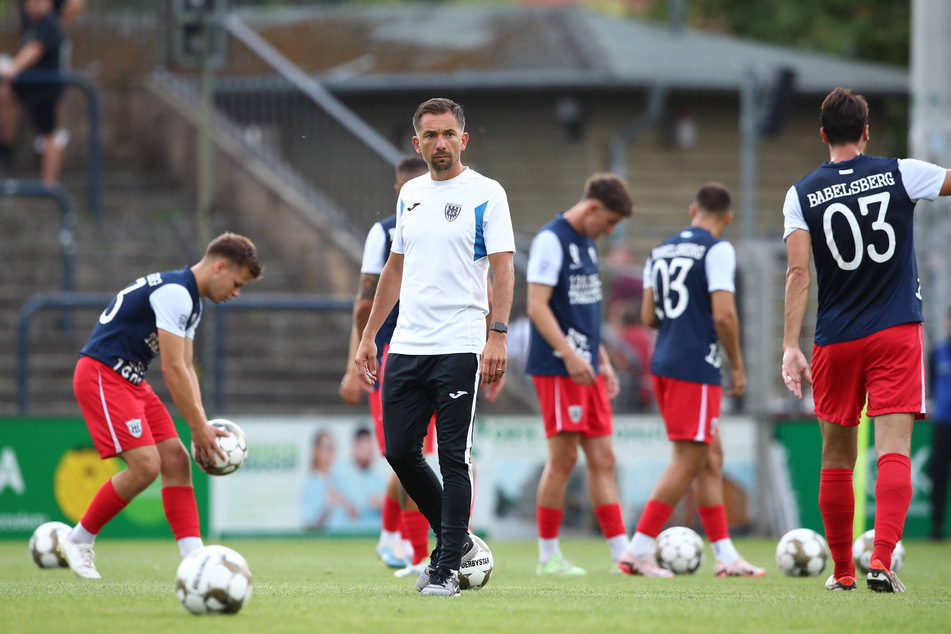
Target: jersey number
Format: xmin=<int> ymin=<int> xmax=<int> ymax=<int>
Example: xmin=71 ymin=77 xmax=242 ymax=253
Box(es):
xmin=822 ymin=192 xmax=895 ymax=271
xmin=99 ymin=277 xmax=147 ymax=324
xmin=652 ymin=257 xmax=694 ymax=320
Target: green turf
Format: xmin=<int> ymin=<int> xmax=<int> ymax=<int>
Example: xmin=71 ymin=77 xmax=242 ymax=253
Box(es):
xmin=3 ymin=537 xmax=950 ymax=633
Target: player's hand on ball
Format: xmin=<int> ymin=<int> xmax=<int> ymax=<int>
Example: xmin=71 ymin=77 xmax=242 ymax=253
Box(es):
xmin=193 ymin=421 xmax=228 ymax=468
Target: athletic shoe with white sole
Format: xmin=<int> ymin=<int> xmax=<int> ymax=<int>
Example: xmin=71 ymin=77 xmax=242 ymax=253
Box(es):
xmin=376 ymin=542 xmax=411 ymax=569
xmin=714 ymin=557 xmax=767 ymax=578
xmin=825 ymin=574 xmax=857 ymax=591
xmin=616 ymin=554 xmax=675 ymax=578
xmin=418 ymin=567 xmax=460 ymax=597
xmin=535 ymin=553 xmax=587 ymax=576
xmin=867 ymin=559 xmax=906 ymax=593
xmin=58 ymin=535 xmax=101 ymax=579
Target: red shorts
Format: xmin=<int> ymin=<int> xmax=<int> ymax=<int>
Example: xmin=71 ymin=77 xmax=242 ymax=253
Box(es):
xmin=812 ymin=322 xmax=926 ymax=426
xmin=652 ymin=375 xmax=721 ymax=444
xmin=533 ymin=374 xmax=613 ymax=438
xmin=73 ymin=356 xmax=177 ymax=459
xmin=370 ymin=345 xmax=436 ymax=455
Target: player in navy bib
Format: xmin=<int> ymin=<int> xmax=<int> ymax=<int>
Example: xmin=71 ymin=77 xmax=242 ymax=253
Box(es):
xmin=338 ymin=156 xmax=436 ymax=574
xmin=618 ymin=183 xmax=765 ymax=579
xmin=782 ymin=88 xmax=951 ymax=592
xmin=525 ymin=173 xmax=632 ymax=576
xmin=60 ymin=233 xmax=262 ymax=579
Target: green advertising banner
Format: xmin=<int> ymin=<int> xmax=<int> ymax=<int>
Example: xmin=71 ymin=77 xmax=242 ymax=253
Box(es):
xmin=0 ymin=417 xmax=208 ymax=540
xmin=775 ymin=419 xmax=944 ymax=539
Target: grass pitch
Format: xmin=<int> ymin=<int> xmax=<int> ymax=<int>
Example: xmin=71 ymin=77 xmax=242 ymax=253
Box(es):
xmin=2 ymin=537 xmax=950 ymax=633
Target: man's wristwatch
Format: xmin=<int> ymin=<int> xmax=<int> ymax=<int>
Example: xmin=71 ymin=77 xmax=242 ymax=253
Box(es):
xmin=489 ymin=322 xmax=508 ymax=334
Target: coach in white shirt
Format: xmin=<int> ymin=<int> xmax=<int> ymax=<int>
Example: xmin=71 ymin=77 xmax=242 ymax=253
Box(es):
xmin=355 ymin=98 xmax=515 ymax=597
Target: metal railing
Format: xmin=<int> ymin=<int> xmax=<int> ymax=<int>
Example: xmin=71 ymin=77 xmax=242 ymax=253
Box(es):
xmin=16 ymin=292 xmax=353 ymax=415
xmin=10 ymin=70 xmax=103 ymax=218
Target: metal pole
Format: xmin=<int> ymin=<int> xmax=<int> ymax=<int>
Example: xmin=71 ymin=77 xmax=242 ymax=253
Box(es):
xmin=740 ymin=70 xmax=759 ymax=244
xmin=196 ymin=17 xmax=216 ymax=402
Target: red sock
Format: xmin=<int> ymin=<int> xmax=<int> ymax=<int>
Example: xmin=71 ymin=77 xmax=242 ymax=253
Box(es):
xmin=401 ymin=509 xmax=430 ymax=565
xmin=634 ymin=500 xmax=673 ymax=538
xmin=872 ymin=453 xmax=912 ymax=570
xmin=80 ymin=478 xmax=129 ymax=534
xmin=593 ymin=503 xmax=626 ymax=539
xmin=819 ymin=468 xmax=855 ymax=579
xmin=537 ymin=506 xmax=563 ymax=540
xmin=161 ymin=486 xmax=201 ymax=540
xmin=382 ymin=495 xmax=401 ymax=533
xmin=697 ymin=505 xmax=730 ymax=542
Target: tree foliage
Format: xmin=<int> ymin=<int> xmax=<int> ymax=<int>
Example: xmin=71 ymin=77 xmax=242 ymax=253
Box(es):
xmin=648 ymin=0 xmax=910 ymax=67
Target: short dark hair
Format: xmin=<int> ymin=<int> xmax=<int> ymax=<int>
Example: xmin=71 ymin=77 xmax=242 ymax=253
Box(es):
xmin=695 ymin=182 xmax=731 ymax=214
xmin=582 ymin=173 xmax=633 ymax=217
xmin=397 ymin=156 xmax=428 ymax=180
xmin=206 ymin=232 xmax=263 ymax=279
xmin=412 ymin=98 xmax=465 ymax=133
xmin=820 ymin=88 xmax=869 ymax=146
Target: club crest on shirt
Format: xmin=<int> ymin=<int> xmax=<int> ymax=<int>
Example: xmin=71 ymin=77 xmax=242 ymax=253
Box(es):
xmin=568 ymin=405 xmax=583 ymax=423
xmin=444 ymin=203 xmax=462 ymax=222
xmin=126 ymin=418 xmax=143 ymax=438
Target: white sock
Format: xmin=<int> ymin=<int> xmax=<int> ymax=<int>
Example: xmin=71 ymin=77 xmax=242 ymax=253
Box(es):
xmin=711 ymin=538 xmax=739 ymax=564
xmin=379 ymin=530 xmax=400 ymax=546
xmin=626 ymin=532 xmax=654 ymax=559
xmin=607 ymin=535 xmax=628 ymax=562
xmin=538 ymin=537 xmax=560 ymax=563
xmin=178 ymin=537 xmax=204 ymax=558
xmin=401 ymin=539 xmax=415 ymax=560
xmin=70 ymin=522 xmax=96 ymax=545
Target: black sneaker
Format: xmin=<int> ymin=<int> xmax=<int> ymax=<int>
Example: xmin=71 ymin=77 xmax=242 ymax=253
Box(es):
xmin=418 ymin=566 xmax=460 ymax=597
xmin=867 ymin=559 xmax=906 ymax=593
xmin=415 ymin=534 xmax=474 ymax=591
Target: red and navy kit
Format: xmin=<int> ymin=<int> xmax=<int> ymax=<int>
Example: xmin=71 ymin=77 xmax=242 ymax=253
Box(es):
xmin=646 ymin=227 xmax=730 ymax=386
xmin=80 ymin=268 xmax=201 ymax=385
xmin=526 ymin=215 xmax=603 ymax=377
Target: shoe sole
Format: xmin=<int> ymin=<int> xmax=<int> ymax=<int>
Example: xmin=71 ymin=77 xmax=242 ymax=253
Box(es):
xmin=867 ymin=569 xmax=897 ymax=593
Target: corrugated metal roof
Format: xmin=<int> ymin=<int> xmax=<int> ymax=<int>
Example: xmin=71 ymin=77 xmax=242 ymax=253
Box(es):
xmin=240 ymin=5 xmax=908 ymax=95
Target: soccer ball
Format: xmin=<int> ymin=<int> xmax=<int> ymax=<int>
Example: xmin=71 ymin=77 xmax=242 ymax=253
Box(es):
xmin=175 ymin=545 xmax=252 ymax=615
xmin=775 ymin=528 xmax=828 ymax=577
xmin=458 ymin=533 xmax=493 ymax=589
xmin=652 ymin=526 xmax=705 ymax=575
xmin=29 ymin=521 xmax=71 ymax=569
xmin=852 ymin=529 xmax=904 ymax=573
xmin=192 ymin=419 xmax=248 ymax=476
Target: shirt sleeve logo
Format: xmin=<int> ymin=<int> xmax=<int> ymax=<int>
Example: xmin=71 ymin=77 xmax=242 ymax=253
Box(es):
xmin=444 ymin=203 xmax=462 ymax=222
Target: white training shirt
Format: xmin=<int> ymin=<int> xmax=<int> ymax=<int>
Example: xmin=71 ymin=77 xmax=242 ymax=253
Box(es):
xmin=643 ymin=240 xmax=737 ymax=293
xmin=389 ymin=167 xmax=515 ymax=355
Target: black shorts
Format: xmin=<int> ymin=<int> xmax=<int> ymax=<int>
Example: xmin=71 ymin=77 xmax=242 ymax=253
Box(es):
xmin=12 ymin=82 xmax=62 ymax=134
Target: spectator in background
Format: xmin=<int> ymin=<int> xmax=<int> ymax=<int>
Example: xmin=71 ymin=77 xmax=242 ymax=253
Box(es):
xmin=619 ymin=306 xmax=654 ymax=410
xmin=0 ymin=0 xmax=67 ymax=183
xmin=333 ymin=427 xmax=387 ymax=532
xmin=301 ymin=430 xmax=358 ymax=532
xmin=928 ymin=309 xmax=951 ymax=541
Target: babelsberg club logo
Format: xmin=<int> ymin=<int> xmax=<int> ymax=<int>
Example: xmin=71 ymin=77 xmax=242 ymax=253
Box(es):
xmin=444 ymin=203 xmax=462 ymax=222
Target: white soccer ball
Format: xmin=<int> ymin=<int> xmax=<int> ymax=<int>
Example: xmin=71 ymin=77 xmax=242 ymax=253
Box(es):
xmin=776 ymin=528 xmax=828 ymax=577
xmin=176 ymin=545 xmax=253 ymax=615
xmin=652 ymin=526 xmax=705 ymax=575
xmin=852 ymin=529 xmax=904 ymax=573
xmin=29 ymin=521 xmax=71 ymax=569
xmin=192 ymin=419 xmax=248 ymax=476
xmin=458 ymin=533 xmax=494 ymax=590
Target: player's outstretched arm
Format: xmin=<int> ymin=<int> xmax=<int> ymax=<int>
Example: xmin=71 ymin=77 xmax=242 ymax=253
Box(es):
xmin=159 ymin=330 xmax=226 ymax=467
xmin=782 ymin=229 xmax=814 ymax=400
xmin=356 ymin=254 xmax=403 ymax=385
